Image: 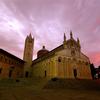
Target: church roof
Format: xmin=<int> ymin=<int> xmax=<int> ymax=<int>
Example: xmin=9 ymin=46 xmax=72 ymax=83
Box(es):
xmin=32 ymin=31 xmax=89 ymax=65
xmin=32 ymin=44 xmax=63 ymax=65
xmin=0 ymin=49 xmax=25 ymax=63
xmin=37 ymin=46 xmax=49 ymax=58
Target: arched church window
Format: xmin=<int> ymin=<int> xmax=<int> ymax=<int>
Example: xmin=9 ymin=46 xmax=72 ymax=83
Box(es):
xmin=73 ymin=58 xmax=76 ymax=61
xmin=5 ymin=57 xmax=7 ymax=62
xmin=79 ymin=60 xmax=81 ymax=63
xmin=68 ymin=58 xmax=71 ymax=61
xmin=85 ymin=62 xmax=88 ymax=65
xmin=28 ymin=40 xmax=32 ymax=43
xmin=58 ymin=57 xmax=62 ymax=62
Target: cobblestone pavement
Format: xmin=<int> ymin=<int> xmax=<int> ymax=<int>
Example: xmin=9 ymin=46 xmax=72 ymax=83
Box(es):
xmin=0 ymin=87 xmax=100 ymax=100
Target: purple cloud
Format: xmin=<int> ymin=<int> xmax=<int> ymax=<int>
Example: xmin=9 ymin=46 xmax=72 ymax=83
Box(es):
xmin=0 ymin=0 xmax=100 ymax=66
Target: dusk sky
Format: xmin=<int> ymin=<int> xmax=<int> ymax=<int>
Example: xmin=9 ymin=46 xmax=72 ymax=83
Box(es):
xmin=0 ymin=0 xmax=100 ymax=67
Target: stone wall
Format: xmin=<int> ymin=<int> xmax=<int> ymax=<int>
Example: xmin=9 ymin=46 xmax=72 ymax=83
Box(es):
xmin=32 ymin=47 xmax=92 ymax=79
xmin=0 ymin=53 xmax=24 ymax=79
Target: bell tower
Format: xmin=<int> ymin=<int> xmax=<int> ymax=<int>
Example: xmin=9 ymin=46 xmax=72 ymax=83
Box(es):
xmin=23 ymin=33 xmax=34 ymax=77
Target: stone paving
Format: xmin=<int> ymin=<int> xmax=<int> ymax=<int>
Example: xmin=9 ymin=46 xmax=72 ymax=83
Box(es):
xmin=0 ymin=79 xmax=100 ymax=100
xmin=0 ymin=87 xmax=100 ymax=100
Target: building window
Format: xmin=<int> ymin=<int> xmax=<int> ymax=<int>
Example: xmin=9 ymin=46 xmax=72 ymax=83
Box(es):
xmin=86 ymin=62 xmax=88 ymax=65
xmin=68 ymin=58 xmax=71 ymax=61
xmin=29 ymin=40 xmax=32 ymax=43
xmin=9 ymin=70 xmax=13 ymax=78
xmin=5 ymin=58 xmax=7 ymax=63
xmin=45 ymin=70 xmax=47 ymax=77
xmin=71 ymin=50 xmax=75 ymax=56
xmin=58 ymin=57 xmax=62 ymax=62
xmin=0 ymin=68 xmax=2 ymax=74
xmin=25 ymin=71 xmax=29 ymax=78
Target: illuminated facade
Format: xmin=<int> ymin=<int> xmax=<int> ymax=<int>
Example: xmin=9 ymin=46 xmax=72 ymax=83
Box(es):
xmin=0 ymin=31 xmax=92 ymax=79
xmin=31 ymin=31 xmax=92 ymax=79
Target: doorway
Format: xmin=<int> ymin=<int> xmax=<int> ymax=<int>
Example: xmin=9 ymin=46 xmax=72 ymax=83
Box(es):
xmin=45 ymin=70 xmax=47 ymax=77
xmin=25 ymin=71 xmax=29 ymax=78
xmin=9 ymin=70 xmax=13 ymax=78
xmin=73 ymin=69 xmax=77 ymax=79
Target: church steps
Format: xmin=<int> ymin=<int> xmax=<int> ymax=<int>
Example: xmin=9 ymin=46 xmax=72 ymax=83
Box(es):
xmin=44 ymin=78 xmax=100 ymax=90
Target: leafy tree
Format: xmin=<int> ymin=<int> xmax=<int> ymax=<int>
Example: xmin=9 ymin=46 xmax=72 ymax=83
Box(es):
xmin=98 ymin=66 xmax=100 ymax=78
xmin=90 ymin=64 xmax=96 ymax=79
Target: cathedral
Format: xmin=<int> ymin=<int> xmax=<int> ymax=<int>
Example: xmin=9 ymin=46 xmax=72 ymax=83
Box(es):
xmin=24 ymin=31 xmax=92 ymax=79
xmin=0 ymin=31 xmax=92 ymax=79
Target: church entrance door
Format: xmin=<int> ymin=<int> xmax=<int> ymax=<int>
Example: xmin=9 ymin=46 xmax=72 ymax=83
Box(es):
xmin=25 ymin=71 xmax=29 ymax=78
xmin=73 ymin=69 xmax=77 ymax=79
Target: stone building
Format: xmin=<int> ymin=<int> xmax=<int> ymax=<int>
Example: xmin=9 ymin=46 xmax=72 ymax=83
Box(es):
xmin=23 ymin=33 xmax=34 ymax=77
xmin=0 ymin=49 xmax=24 ymax=79
xmin=32 ymin=31 xmax=92 ymax=79
xmin=0 ymin=31 xmax=92 ymax=79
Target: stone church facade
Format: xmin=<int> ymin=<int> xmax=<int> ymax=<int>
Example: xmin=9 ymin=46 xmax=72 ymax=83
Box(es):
xmin=29 ymin=31 xmax=91 ymax=79
xmin=0 ymin=31 xmax=92 ymax=79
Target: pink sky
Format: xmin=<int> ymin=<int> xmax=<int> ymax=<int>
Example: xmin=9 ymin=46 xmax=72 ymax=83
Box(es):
xmin=0 ymin=0 xmax=100 ymax=67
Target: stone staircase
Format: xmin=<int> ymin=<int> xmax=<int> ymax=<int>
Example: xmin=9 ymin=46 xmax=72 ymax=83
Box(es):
xmin=0 ymin=78 xmax=100 ymax=91
xmin=0 ymin=77 xmax=49 ymax=90
xmin=44 ymin=78 xmax=100 ymax=90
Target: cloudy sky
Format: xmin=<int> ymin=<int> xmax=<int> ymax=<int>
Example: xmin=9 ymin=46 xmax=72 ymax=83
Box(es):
xmin=0 ymin=0 xmax=100 ymax=67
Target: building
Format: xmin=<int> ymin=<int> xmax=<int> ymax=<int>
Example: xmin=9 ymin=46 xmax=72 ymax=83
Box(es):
xmin=23 ymin=33 xmax=34 ymax=77
xmin=0 ymin=31 xmax=92 ymax=79
xmin=0 ymin=49 xmax=24 ymax=79
xmin=95 ymin=67 xmax=100 ymax=79
xmin=31 ymin=31 xmax=92 ymax=79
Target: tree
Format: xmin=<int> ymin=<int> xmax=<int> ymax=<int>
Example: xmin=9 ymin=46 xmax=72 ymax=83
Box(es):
xmin=98 ymin=66 xmax=100 ymax=78
xmin=90 ymin=64 xmax=96 ymax=79
xmin=98 ymin=66 xmax=100 ymax=69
